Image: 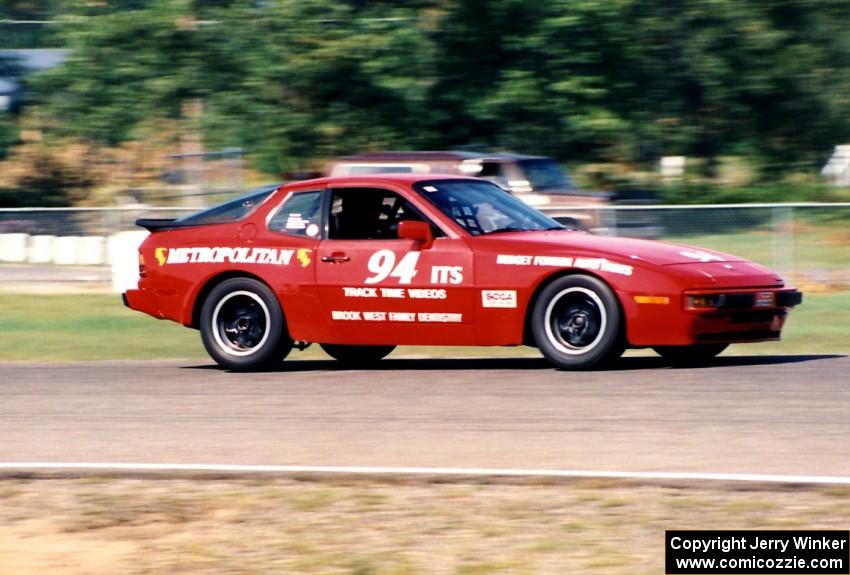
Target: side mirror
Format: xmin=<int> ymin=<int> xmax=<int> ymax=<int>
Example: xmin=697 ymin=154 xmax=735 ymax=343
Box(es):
xmin=397 ymin=220 xmax=434 ymax=250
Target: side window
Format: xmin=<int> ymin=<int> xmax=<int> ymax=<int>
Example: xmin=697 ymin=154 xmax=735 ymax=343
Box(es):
xmin=328 ymin=188 xmax=441 ymax=240
xmin=268 ymin=190 xmax=323 ymax=237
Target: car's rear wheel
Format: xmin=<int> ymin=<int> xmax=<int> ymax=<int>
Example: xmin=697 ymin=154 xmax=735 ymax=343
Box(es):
xmin=200 ymin=278 xmax=292 ymax=371
xmin=320 ymin=344 xmax=395 ymax=365
xmin=531 ymin=274 xmax=623 ymax=369
xmin=653 ymin=344 xmax=728 ymax=365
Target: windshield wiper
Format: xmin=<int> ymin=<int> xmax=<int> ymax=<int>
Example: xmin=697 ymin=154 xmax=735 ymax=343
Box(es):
xmin=481 ymin=226 xmax=530 ymax=235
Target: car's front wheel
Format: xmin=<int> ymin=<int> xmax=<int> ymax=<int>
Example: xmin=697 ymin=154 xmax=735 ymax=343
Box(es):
xmin=531 ymin=274 xmax=623 ymax=369
xmin=320 ymin=344 xmax=395 ymax=366
xmin=200 ymin=278 xmax=292 ymax=371
xmin=653 ymin=344 xmax=728 ymax=365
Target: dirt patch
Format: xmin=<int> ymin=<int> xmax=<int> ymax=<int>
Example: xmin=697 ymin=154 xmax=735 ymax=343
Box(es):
xmin=1 ymin=478 xmax=849 ymax=574
xmin=824 ymin=230 xmax=850 ymax=245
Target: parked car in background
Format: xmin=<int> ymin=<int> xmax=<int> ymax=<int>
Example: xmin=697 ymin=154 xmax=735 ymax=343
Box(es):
xmin=326 ymin=151 xmax=660 ymax=237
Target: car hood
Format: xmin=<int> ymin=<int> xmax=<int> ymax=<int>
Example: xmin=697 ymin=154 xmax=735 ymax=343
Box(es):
xmin=477 ymin=230 xmax=742 ymax=266
xmin=476 ymin=230 xmax=784 ymax=286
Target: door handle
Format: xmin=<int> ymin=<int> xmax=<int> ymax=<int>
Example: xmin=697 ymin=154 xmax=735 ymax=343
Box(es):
xmin=321 ymin=253 xmax=350 ymax=263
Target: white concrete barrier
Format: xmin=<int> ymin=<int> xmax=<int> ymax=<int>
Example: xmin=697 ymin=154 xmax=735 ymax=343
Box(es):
xmin=51 ymin=236 xmax=81 ymax=265
xmin=27 ymin=235 xmax=55 ymax=264
xmin=76 ymin=236 xmax=106 ymax=265
xmin=109 ymin=230 xmax=149 ymax=293
xmin=0 ymin=233 xmax=29 ymax=263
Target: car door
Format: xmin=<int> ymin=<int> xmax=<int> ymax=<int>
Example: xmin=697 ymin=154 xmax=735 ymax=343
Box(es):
xmin=261 ymin=187 xmax=324 ymax=341
xmin=315 ymin=186 xmax=476 ymax=346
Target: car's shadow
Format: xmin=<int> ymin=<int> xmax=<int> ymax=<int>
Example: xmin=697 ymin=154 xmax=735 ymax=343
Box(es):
xmin=182 ymin=353 xmax=845 ymax=373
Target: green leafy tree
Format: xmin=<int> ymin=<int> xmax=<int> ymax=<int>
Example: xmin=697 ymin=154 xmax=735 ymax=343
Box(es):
xmin=0 ymin=112 xmax=18 ymax=159
xmin=24 ymin=0 xmax=850 ymax=180
xmin=200 ymin=0 xmax=438 ymax=173
xmin=35 ymin=0 xmax=206 ymax=145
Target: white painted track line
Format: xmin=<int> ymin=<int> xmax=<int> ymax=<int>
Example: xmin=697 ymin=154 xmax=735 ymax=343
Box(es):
xmin=2 ymin=463 xmax=850 ymax=485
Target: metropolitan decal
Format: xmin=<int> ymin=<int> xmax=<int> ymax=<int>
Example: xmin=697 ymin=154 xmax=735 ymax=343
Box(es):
xmin=156 ymin=246 xmax=310 ymax=266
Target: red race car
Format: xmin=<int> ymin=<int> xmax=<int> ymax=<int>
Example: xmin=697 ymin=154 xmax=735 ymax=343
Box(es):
xmin=124 ymin=174 xmax=802 ymax=370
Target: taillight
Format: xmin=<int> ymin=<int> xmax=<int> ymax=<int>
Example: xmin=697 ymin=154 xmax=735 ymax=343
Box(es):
xmin=139 ymin=253 xmax=147 ymax=278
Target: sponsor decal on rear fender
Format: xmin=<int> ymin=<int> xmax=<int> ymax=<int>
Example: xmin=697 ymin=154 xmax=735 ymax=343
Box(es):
xmin=155 ymin=247 xmax=309 ymax=266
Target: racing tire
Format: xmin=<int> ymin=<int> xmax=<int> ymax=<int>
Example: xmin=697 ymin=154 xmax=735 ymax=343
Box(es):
xmin=320 ymin=344 xmax=396 ymax=365
xmin=653 ymin=344 xmax=728 ymax=365
xmin=531 ymin=274 xmax=623 ymax=369
xmin=200 ymin=277 xmax=293 ymax=371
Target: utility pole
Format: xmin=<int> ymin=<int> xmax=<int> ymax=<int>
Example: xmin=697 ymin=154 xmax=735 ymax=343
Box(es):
xmin=177 ymin=13 xmax=204 ymax=207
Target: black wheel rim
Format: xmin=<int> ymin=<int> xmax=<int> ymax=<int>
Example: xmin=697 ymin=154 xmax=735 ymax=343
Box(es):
xmin=212 ymin=292 xmax=269 ymax=355
xmin=546 ymin=287 xmax=606 ymax=353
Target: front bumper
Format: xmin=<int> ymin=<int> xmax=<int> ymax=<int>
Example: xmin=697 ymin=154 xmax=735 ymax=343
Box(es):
xmin=626 ymin=288 xmax=803 ymax=346
xmin=687 ymin=289 xmax=802 ymax=310
xmin=685 ymin=288 xmax=802 ymax=344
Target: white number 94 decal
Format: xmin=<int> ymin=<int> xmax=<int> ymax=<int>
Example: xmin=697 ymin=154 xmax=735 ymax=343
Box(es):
xmin=365 ymin=250 xmax=421 ymax=285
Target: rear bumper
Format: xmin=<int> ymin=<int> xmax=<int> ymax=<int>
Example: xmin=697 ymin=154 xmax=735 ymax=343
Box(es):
xmin=123 ymin=288 xmax=163 ymax=319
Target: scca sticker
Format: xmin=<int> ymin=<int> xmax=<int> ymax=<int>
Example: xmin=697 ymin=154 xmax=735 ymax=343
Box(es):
xmin=481 ymin=290 xmax=517 ymax=308
xmin=155 ymin=246 xmax=308 ymax=266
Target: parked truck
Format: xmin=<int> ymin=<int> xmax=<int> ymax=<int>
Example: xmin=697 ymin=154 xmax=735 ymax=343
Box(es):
xmin=326 ymin=151 xmax=659 ymax=237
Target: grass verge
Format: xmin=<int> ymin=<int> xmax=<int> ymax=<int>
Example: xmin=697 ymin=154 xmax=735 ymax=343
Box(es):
xmin=0 ymin=477 xmax=848 ymax=575
xmin=0 ymin=291 xmax=847 ymax=362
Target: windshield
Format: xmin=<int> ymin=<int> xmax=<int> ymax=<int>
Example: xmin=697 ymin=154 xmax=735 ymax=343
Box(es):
xmin=518 ymin=159 xmax=578 ymax=193
xmin=414 ymin=180 xmax=563 ymax=236
xmin=175 ymin=185 xmax=277 ymax=225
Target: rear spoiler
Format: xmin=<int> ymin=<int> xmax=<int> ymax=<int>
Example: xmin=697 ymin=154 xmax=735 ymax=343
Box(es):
xmin=135 ymin=218 xmax=196 ymax=232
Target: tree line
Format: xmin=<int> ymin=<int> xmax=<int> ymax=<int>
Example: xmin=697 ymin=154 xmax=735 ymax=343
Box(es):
xmin=3 ymin=0 xmax=850 ymax=181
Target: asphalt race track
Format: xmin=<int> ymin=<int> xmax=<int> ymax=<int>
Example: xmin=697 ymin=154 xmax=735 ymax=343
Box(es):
xmin=1 ymin=354 xmax=849 ymax=477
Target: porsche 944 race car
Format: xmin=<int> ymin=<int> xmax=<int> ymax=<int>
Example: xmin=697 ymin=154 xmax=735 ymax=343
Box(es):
xmin=124 ymin=174 xmax=802 ymax=370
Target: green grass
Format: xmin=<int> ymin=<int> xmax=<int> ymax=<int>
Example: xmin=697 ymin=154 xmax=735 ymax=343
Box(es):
xmin=0 ymin=291 xmax=847 ymax=362
xmin=0 ymin=293 xmax=536 ymax=362
xmin=740 ymin=291 xmax=849 ymax=355
xmin=3 ymin=478 xmax=850 ymax=575
xmin=1 ymin=293 xmax=206 ymax=362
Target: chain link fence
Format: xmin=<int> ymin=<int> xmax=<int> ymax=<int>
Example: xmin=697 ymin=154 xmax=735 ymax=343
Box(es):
xmin=585 ymin=203 xmax=849 ymax=292
xmin=1 ymin=203 xmax=848 ymax=293
xmin=607 ymin=204 xmax=850 ymax=293
xmin=0 ymin=206 xmax=194 ymax=236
